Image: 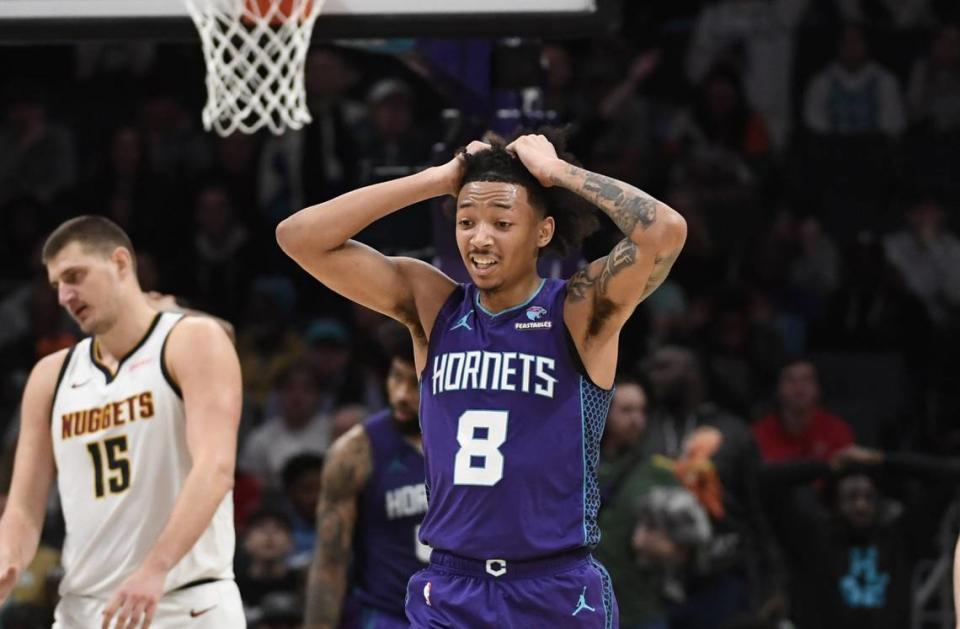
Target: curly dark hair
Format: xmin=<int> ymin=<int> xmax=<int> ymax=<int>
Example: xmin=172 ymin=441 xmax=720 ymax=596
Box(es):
xmin=459 ymin=127 xmax=599 ymax=258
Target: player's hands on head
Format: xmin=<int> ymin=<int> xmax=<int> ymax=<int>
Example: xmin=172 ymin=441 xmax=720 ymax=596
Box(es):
xmin=102 ymin=564 xmax=166 ymax=629
xmin=505 ymin=134 xmax=564 ymax=187
xmin=0 ymin=564 xmax=19 ymax=605
xmin=439 ymin=140 xmax=491 ymax=197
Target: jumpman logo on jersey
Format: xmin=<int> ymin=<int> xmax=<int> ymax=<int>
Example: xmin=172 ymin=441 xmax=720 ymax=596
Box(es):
xmin=450 ymin=312 xmax=474 ymax=332
xmin=571 ymin=587 xmax=596 ymax=616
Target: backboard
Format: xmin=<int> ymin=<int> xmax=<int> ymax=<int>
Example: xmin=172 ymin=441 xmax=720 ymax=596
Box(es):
xmin=0 ymin=0 xmax=620 ymax=42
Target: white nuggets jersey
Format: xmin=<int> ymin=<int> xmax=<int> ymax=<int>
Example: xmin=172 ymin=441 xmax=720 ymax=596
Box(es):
xmin=51 ymin=313 xmax=235 ymax=598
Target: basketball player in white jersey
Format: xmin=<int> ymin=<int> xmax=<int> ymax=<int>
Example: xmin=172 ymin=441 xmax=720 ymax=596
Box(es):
xmin=0 ymin=216 xmax=245 ymax=628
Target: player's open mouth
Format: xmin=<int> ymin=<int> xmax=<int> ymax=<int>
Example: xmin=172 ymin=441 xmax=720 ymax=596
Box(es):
xmin=470 ymin=255 xmax=498 ymax=272
xmin=74 ymin=305 xmax=89 ymax=318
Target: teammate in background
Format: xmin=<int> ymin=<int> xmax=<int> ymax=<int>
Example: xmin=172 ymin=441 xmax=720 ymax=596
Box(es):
xmin=304 ymin=320 xmax=427 ymax=629
xmin=0 ymin=216 xmax=244 ymax=628
xmin=278 ymin=130 xmax=687 ymax=627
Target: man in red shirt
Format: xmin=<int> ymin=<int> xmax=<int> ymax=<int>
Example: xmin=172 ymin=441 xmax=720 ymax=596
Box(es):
xmin=753 ymin=359 xmax=854 ymax=463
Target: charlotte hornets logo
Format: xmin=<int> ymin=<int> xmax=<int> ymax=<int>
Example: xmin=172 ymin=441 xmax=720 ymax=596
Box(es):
xmin=516 ymin=306 xmax=552 ymax=330
xmin=526 ymin=306 xmax=547 ymax=320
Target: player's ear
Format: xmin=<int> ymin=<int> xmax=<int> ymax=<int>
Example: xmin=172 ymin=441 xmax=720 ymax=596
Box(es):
xmin=112 ymin=246 xmax=135 ymax=279
xmin=537 ymin=216 xmax=555 ymax=248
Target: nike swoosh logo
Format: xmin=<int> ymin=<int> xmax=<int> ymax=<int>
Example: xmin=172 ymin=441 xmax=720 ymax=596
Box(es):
xmin=70 ymin=379 xmax=91 ymax=389
xmin=189 ymin=605 xmax=217 ymax=618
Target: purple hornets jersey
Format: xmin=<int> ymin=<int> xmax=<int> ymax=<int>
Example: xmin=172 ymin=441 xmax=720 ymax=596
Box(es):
xmin=418 ymin=278 xmax=614 ymax=560
xmin=353 ymin=411 xmax=429 ymax=616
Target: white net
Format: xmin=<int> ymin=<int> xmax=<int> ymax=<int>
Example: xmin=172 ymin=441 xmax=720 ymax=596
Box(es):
xmin=184 ymin=0 xmax=325 ymax=136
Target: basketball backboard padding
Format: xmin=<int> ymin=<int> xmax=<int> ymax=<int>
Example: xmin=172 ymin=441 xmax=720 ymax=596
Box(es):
xmin=0 ymin=0 xmax=620 ymax=42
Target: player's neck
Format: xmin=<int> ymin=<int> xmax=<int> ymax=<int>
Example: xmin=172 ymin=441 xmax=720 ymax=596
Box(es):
xmin=95 ymin=297 xmax=158 ymax=365
xmin=477 ymin=274 xmax=543 ymax=315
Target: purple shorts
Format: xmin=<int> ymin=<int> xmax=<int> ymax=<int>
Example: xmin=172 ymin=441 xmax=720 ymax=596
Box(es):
xmin=405 ymin=550 xmax=619 ymax=628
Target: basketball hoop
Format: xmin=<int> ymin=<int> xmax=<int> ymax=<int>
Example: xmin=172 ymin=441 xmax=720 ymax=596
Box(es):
xmin=184 ymin=0 xmax=325 ymax=136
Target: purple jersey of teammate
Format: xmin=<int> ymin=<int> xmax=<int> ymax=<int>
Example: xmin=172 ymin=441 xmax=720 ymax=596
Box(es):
xmin=419 ymin=279 xmax=612 ymax=560
xmin=352 ymin=410 xmax=429 ymax=615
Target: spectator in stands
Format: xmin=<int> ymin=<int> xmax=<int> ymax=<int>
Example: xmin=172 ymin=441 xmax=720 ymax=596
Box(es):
xmin=640 ymin=345 xmax=781 ymax=629
xmin=240 ymin=364 xmax=330 ymax=488
xmin=355 ymin=78 xmax=431 ymax=185
xmin=753 ymin=359 xmax=854 ymax=464
xmin=236 ymin=276 xmax=304 ymax=415
xmin=666 ymin=68 xmax=770 ymax=257
xmin=571 ymin=43 xmax=662 ymax=189
xmin=540 ymin=42 xmax=580 ymax=123
xmin=190 ymin=181 xmax=252 ymax=318
xmin=595 ymin=376 xmax=667 ymax=628
xmin=883 ymin=198 xmax=960 ymax=329
xmin=907 ymin=23 xmax=960 ymax=133
xmin=279 ymin=453 xmax=323 ymax=568
xmin=686 ymin=0 xmax=810 ymax=148
xmin=0 ymin=82 xmax=76 ymax=206
xmin=668 ymin=68 xmax=771 ymax=161
xmin=236 ymin=510 xmax=300 ymax=610
xmin=803 ymin=24 xmax=906 ymax=137
xmin=302 ymin=317 xmax=367 ymax=414
xmin=781 ymin=468 xmax=912 ymax=629
xmin=258 ymin=46 xmax=364 ymax=221
xmin=139 ymin=85 xmax=210 ymax=180
xmin=78 ymin=125 xmax=169 ymax=249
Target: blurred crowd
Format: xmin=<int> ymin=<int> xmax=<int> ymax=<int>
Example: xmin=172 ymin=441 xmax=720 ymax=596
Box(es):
xmin=2 ymin=1 xmax=960 ymax=627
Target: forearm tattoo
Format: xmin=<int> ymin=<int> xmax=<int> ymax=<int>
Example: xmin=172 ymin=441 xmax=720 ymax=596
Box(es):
xmin=556 ymin=166 xmax=658 ymax=235
xmin=304 ymin=433 xmax=370 ymax=627
xmin=567 ymin=238 xmax=638 ymax=302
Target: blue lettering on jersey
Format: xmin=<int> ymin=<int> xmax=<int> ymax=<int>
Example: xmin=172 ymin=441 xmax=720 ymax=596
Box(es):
xmin=431 ymin=351 xmax=557 ymax=398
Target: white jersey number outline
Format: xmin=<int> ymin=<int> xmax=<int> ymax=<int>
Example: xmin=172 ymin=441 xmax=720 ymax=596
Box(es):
xmin=453 ymin=410 xmax=508 ymax=486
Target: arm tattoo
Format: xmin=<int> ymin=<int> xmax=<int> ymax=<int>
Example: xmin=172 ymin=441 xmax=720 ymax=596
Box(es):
xmin=304 ymin=431 xmax=370 ymax=628
xmin=567 ymin=239 xmax=638 ymax=303
xmin=558 ymin=166 xmax=658 ymax=235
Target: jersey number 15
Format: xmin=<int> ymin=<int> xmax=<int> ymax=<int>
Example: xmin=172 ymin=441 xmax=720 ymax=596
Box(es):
xmin=86 ymin=435 xmax=132 ymax=498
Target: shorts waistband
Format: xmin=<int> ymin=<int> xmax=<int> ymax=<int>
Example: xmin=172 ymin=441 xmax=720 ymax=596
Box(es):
xmin=429 ymin=548 xmax=591 ymax=579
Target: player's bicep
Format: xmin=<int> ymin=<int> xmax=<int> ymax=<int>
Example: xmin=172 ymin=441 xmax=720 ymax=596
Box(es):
xmin=166 ymin=318 xmax=241 ymax=473
xmin=285 ymin=239 xmax=455 ymax=326
xmin=567 ymin=214 xmax=686 ymax=331
xmin=7 ymin=350 xmax=66 ymax=524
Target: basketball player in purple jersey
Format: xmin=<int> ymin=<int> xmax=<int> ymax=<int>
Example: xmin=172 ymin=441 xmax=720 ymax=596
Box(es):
xmin=278 ymin=131 xmax=687 ymax=628
xmin=304 ymin=322 xmax=428 ymax=629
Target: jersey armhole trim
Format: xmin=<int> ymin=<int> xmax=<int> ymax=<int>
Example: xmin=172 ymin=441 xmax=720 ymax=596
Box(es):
xmin=49 ymin=345 xmax=77 ymax=426
xmin=160 ymin=314 xmax=187 ymax=399
xmin=419 ymin=284 xmax=466 ymax=382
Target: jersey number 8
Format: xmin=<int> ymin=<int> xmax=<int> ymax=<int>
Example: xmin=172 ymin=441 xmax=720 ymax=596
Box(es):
xmin=453 ymin=410 xmax=508 ymax=486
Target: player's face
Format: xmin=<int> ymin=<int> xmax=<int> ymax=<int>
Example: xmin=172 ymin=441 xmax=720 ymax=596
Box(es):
xmin=243 ymin=518 xmax=293 ymax=561
xmin=46 ymin=241 xmax=124 ymax=335
xmin=386 ymin=357 xmax=420 ymax=428
xmin=607 ymin=383 xmax=647 ymax=445
xmin=455 ymin=182 xmax=554 ymax=292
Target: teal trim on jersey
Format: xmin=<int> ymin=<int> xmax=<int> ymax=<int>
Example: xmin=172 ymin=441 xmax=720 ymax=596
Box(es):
xmin=589 ymin=557 xmax=615 ymax=629
xmin=579 ymin=375 xmax=588 ymax=545
xmin=474 ymin=278 xmax=546 ymax=318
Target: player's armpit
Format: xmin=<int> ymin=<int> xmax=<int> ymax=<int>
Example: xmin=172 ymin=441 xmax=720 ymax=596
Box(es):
xmin=304 ymin=425 xmax=372 ymax=629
